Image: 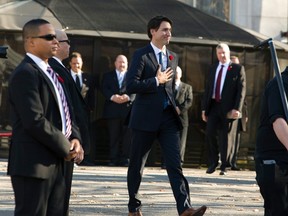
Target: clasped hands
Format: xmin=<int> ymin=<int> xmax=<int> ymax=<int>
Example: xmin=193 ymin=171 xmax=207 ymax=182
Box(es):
xmin=65 ymin=139 xmax=84 ymax=164
xmin=156 ymin=65 xmax=173 ymax=84
xmin=111 ymin=94 xmax=129 ymax=104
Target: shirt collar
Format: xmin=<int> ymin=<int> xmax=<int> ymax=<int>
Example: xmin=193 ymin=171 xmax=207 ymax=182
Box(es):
xmin=52 ymin=56 xmax=65 ymax=68
xmin=150 ymin=42 xmax=167 ymax=57
xmin=26 ymin=53 xmax=48 ymax=72
xmin=71 ymin=69 xmax=82 ymax=76
xmin=218 ymin=60 xmax=231 ymax=68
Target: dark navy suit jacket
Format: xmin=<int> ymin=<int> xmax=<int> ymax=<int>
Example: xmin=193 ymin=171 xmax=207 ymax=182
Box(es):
xmin=126 ymin=44 xmax=182 ymax=131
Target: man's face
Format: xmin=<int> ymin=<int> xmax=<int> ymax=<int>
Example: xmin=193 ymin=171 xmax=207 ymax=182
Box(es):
xmin=115 ymin=56 xmax=128 ymax=72
xmin=151 ymin=21 xmax=172 ymax=48
xmin=30 ymin=24 xmax=59 ymax=60
xmin=57 ymin=35 xmax=70 ymax=60
xmin=70 ymin=57 xmax=83 ymax=73
xmin=216 ymin=47 xmax=230 ymax=64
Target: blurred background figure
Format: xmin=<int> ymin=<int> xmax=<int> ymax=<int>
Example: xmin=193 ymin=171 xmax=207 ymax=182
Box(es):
xmin=202 ymin=44 xmax=246 ymax=176
xmin=228 ymin=55 xmax=248 ymax=171
xmin=69 ymin=52 xmax=96 ymax=164
xmin=174 ymin=66 xmax=193 ymax=165
xmin=101 ymin=54 xmax=134 ymax=166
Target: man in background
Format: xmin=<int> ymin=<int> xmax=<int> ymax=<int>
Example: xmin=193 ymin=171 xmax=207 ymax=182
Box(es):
xmin=202 ymin=44 xmax=246 ymax=175
xmin=228 ymin=56 xmax=248 ymax=171
xmin=69 ymin=52 xmax=96 ymax=163
xmin=102 ymin=54 xmax=134 ymax=166
xmin=175 ymin=66 xmax=193 ymax=165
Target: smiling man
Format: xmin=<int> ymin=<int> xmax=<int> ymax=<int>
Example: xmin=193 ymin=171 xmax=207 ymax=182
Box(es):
xmin=126 ymin=15 xmax=207 ymax=216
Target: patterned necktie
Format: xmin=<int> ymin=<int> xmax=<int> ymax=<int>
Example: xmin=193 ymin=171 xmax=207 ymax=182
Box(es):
xmin=215 ymin=65 xmax=224 ymax=102
xmin=47 ymin=66 xmax=72 ymax=138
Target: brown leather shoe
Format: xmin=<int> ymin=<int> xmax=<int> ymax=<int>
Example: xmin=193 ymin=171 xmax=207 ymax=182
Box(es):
xmin=128 ymin=210 xmax=143 ymax=216
xmin=180 ymin=205 xmax=207 ymax=216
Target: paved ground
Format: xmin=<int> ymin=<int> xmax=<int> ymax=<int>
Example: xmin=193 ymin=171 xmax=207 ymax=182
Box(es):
xmin=0 ymin=158 xmax=264 ymax=216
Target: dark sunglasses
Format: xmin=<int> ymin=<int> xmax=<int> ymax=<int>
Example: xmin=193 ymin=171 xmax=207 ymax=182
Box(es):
xmin=32 ymin=34 xmax=57 ymax=41
xmin=58 ymin=39 xmax=71 ymax=45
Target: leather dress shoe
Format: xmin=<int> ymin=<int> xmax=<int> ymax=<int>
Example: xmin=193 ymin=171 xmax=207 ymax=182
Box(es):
xmin=206 ymin=166 xmax=216 ymax=174
xmin=180 ymin=205 xmax=207 ymax=216
xmin=219 ymin=169 xmax=227 ymax=175
xmin=128 ymin=210 xmax=143 ymax=216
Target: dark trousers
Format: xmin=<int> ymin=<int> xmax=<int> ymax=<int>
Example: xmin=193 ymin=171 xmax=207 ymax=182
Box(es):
xmin=63 ymin=161 xmax=74 ymax=216
xmin=255 ymin=159 xmax=288 ymax=216
xmin=11 ymin=164 xmax=65 ymax=216
xmin=206 ymin=102 xmax=231 ymax=170
xmin=107 ymin=118 xmax=131 ymax=164
xmin=127 ymin=107 xmax=192 ymax=215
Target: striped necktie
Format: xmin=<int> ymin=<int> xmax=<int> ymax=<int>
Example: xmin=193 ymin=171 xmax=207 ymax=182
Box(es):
xmin=47 ymin=66 xmax=72 ymax=138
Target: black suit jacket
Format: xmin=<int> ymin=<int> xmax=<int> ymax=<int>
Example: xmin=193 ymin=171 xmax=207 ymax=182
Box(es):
xmin=175 ymin=82 xmax=193 ymax=127
xmin=82 ymin=73 xmax=96 ymax=111
xmin=202 ymin=62 xmax=246 ymax=116
xmin=49 ymin=58 xmax=91 ymax=153
xmin=8 ymin=55 xmax=81 ymax=179
xmin=126 ymin=44 xmax=182 ymax=131
xmin=101 ymin=70 xmax=134 ymax=119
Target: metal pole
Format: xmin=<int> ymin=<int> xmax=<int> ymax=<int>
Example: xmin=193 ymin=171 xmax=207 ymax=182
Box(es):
xmin=255 ymin=38 xmax=288 ymax=121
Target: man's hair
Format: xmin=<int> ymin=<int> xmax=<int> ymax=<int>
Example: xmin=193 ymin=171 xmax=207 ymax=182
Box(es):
xmin=147 ymin=15 xmax=172 ymax=39
xmin=69 ymin=52 xmax=82 ymax=62
xmin=23 ymin=19 xmax=50 ymax=39
xmin=216 ymin=43 xmax=230 ymax=51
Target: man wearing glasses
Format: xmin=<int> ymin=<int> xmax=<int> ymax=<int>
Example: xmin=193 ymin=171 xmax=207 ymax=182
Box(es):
xmin=48 ymin=29 xmax=91 ymax=215
xmin=8 ymin=19 xmax=84 ymax=215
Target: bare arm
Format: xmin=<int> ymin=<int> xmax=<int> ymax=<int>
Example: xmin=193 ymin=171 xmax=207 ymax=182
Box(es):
xmin=273 ymin=118 xmax=288 ymax=150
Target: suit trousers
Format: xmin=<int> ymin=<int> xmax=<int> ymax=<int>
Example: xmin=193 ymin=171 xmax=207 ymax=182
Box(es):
xmin=179 ymin=126 xmax=188 ymax=163
xmin=206 ymin=101 xmax=231 ymax=170
xmin=63 ymin=161 xmax=74 ymax=216
xmin=127 ymin=107 xmax=192 ymax=215
xmin=11 ymin=163 xmax=65 ymax=216
xmin=107 ymin=118 xmax=130 ymax=163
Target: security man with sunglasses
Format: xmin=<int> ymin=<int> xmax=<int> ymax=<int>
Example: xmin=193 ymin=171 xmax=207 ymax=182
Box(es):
xmin=8 ymin=19 xmax=84 ymax=215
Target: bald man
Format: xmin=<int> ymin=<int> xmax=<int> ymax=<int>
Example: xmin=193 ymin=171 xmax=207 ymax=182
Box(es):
xmin=101 ymin=55 xmax=135 ymax=166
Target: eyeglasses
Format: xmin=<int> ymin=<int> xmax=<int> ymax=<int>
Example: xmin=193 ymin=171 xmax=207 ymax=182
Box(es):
xmin=32 ymin=34 xmax=57 ymax=41
xmin=58 ymin=39 xmax=70 ymax=45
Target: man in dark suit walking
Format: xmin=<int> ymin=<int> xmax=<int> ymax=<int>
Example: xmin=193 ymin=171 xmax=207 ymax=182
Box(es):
xmin=175 ymin=66 xmax=193 ymax=165
xmin=202 ymin=43 xmax=246 ymax=176
xmin=7 ymin=19 xmax=84 ymax=216
xmin=126 ymin=15 xmax=206 ymax=216
xmin=48 ymin=29 xmax=90 ymax=215
xmin=102 ymin=54 xmax=134 ymax=166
